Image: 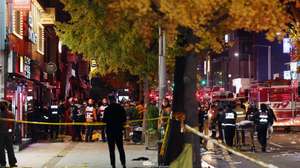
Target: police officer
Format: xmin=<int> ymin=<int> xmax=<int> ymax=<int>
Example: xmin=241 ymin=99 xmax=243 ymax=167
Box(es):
xmin=49 ymin=101 xmax=60 ymax=140
xmin=221 ymin=103 xmax=237 ymax=147
xmin=0 ymin=100 xmax=17 ymax=167
xmin=254 ymin=103 xmax=272 ymax=152
xmin=85 ymin=98 xmax=97 ymax=142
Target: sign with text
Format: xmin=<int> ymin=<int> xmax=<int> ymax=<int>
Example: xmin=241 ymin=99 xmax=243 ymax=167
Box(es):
xmin=40 ymin=8 xmax=56 ymax=25
xmin=13 ymin=0 xmax=31 ymax=10
xmin=28 ymin=15 xmax=37 ymax=43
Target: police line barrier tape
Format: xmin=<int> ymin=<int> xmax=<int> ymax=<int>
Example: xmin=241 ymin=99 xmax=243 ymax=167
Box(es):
xmin=0 ymin=117 xmax=168 ymax=126
xmin=184 ymin=124 xmax=279 ymax=168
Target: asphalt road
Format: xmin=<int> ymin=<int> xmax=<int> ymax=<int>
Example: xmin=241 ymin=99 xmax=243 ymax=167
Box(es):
xmin=201 ymin=131 xmax=300 ymax=168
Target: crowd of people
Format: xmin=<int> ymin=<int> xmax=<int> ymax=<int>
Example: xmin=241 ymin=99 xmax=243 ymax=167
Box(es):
xmin=47 ymin=95 xmax=130 ymax=168
xmin=39 ymin=96 xmax=146 ymax=143
xmin=0 ymin=94 xmax=278 ymax=167
xmin=198 ymin=100 xmax=277 ymax=152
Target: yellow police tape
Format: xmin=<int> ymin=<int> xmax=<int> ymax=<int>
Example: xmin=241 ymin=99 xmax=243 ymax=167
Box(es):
xmin=184 ymin=124 xmax=279 ymax=168
xmin=0 ymin=117 xmax=167 ymax=126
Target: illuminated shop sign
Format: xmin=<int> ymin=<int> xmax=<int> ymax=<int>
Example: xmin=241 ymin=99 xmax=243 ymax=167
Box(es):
xmin=20 ymin=56 xmax=31 ymax=78
xmin=13 ymin=0 xmax=31 ymax=10
xmin=28 ymin=15 xmax=37 ymax=44
xmin=283 ymin=38 xmax=292 ymax=54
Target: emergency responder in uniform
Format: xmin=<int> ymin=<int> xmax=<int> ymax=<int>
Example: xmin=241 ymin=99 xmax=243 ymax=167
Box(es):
xmin=221 ymin=103 xmax=237 ymax=147
xmin=98 ymin=98 xmax=108 ymax=142
xmin=49 ymin=101 xmax=61 ymax=140
xmin=85 ymin=99 xmax=97 ymax=142
xmin=254 ymin=103 xmax=273 ymax=152
xmin=0 ymin=100 xmax=17 ymax=167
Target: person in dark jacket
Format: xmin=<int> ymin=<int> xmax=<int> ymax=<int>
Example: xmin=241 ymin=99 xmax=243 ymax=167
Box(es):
xmin=254 ymin=103 xmax=275 ymax=152
xmin=71 ymin=98 xmax=84 ymax=141
xmin=221 ymin=103 xmax=237 ymax=147
xmin=103 ymin=95 xmax=127 ymax=168
xmin=266 ymin=104 xmax=277 ymax=138
xmin=0 ymin=100 xmax=17 ymax=167
xmin=49 ymin=101 xmax=61 ymax=140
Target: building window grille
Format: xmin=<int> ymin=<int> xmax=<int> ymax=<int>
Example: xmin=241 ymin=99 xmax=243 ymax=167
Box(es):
xmin=13 ymin=10 xmax=23 ymax=38
xmin=37 ymin=25 xmax=44 ymax=54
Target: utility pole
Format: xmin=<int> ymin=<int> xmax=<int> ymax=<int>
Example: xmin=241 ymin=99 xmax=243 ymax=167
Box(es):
xmin=206 ymin=55 xmax=210 ymax=87
xmin=267 ymin=46 xmax=272 ymax=80
xmin=158 ymin=26 xmax=167 ymax=112
xmin=0 ymin=1 xmax=6 ymax=99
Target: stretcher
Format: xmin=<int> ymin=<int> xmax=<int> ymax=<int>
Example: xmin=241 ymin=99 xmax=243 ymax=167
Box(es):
xmin=235 ymin=120 xmax=255 ymax=151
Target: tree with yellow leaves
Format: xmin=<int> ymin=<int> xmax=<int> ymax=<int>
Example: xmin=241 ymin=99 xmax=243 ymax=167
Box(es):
xmin=56 ymin=0 xmax=294 ymax=167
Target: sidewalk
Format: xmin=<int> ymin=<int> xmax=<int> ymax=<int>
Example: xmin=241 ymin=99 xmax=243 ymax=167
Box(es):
xmin=14 ymin=142 xmax=158 ymax=168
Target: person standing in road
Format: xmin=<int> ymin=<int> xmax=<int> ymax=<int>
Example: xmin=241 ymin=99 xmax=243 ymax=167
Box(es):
xmin=0 ymin=100 xmax=17 ymax=167
xmin=85 ymin=98 xmax=97 ymax=142
xmin=266 ymin=104 xmax=277 ymax=138
xmin=254 ymin=103 xmax=273 ymax=152
xmin=221 ymin=103 xmax=237 ymax=147
xmin=103 ymin=95 xmax=127 ymax=168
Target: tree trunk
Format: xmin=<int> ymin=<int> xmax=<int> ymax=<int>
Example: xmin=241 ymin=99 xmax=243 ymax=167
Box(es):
xmin=139 ymin=80 xmax=143 ymax=103
xmin=183 ymin=54 xmax=201 ymax=168
xmin=163 ymin=54 xmax=200 ymax=168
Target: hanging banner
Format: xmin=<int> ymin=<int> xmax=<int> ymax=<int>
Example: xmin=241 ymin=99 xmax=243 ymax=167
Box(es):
xmin=13 ymin=0 xmax=31 ymax=10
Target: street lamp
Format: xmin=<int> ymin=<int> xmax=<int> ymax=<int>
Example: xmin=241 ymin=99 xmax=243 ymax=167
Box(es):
xmin=253 ymin=45 xmax=272 ymax=80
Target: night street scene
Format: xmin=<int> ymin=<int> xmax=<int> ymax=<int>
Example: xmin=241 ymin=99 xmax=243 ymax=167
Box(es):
xmin=0 ymin=0 xmax=300 ymax=168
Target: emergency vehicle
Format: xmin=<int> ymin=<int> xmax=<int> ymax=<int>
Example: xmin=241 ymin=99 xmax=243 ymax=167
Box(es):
xmin=249 ymin=80 xmax=300 ymax=127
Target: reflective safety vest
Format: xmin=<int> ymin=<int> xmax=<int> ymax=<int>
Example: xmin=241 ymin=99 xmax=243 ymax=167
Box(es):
xmin=259 ymin=111 xmax=269 ymax=124
xmin=222 ymin=111 xmax=236 ymax=126
xmin=50 ymin=105 xmax=59 ymax=115
xmin=85 ymin=106 xmax=95 ymax=122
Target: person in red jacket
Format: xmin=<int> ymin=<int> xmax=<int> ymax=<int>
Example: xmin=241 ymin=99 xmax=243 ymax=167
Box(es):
xmin=0 ymin=100 xmax=17 ymax=167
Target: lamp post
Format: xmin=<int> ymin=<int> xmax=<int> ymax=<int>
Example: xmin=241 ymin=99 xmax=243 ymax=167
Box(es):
xmin=253 ymin=45 xmax=272 ymax=80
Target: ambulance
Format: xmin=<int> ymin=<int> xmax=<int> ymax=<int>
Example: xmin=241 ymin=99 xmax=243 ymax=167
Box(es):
xmin=249 ymin=79 xmax=300 ymax=127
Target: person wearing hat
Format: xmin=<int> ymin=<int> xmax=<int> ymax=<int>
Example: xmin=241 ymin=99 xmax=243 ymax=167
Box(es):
xmin=0 ymin=100 xmax=17 ymax=167
xmin=103 ymin=95 xmax=127 ymax=168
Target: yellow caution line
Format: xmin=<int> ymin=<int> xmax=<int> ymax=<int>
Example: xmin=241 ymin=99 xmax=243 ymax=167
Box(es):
xmin=185 ymin=124 xmax=279 ymax=168
xmin=0 ymin=117 xmax=167 ymax=126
